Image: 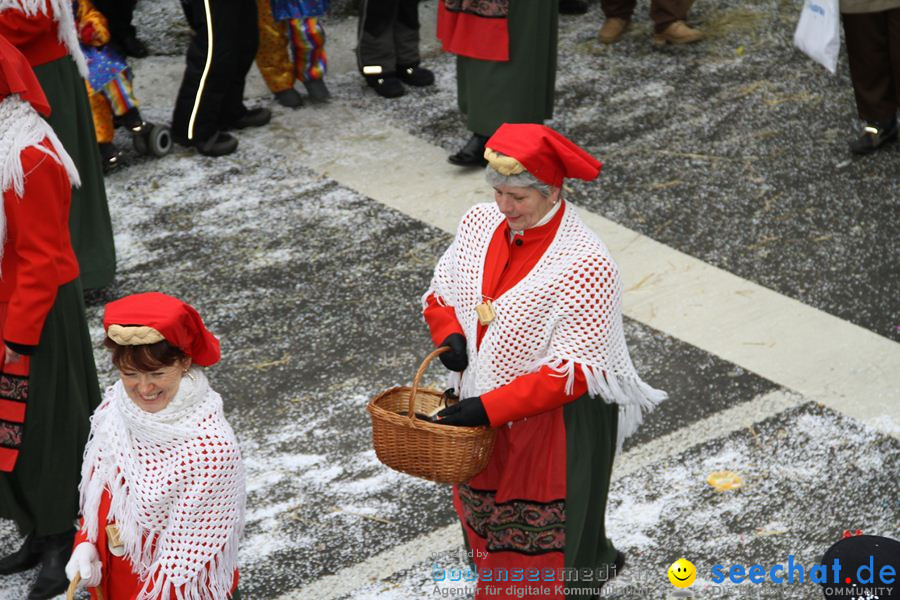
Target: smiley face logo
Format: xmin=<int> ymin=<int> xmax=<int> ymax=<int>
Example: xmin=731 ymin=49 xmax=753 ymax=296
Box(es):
xmin=668 ymin=558 xmax=697 ymax=588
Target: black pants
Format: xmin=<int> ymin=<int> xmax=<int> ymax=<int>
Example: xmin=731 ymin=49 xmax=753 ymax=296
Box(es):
xmin=842 ymin=9 xmax=900 ymax=123
xmin=91 ymin=0 xmax=138 ymax=44
xmin=171 ymin=0 xmax=258 ymax=143
xmin=357 ymin=0 xmax=421 ymax=74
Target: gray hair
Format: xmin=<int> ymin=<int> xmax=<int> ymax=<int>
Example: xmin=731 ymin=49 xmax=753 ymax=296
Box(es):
xmin=485 ymin=166 xmax=556 ymax=197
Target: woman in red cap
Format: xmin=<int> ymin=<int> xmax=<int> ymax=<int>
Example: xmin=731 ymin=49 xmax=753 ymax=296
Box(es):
xmin=423 ymin=124 xmax=667 ymax=600
xmin=0 ymin=35 xmax=102 ymax=600
xmin=65 ymin=292 xmax=245 ymax=599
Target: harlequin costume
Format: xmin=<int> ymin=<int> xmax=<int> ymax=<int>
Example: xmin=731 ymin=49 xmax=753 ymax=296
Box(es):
xmin=70 ymin=293 xmax=245 ymax=599
xmin=423 ymin=124 xmax=667 ymax=599
xmin=0 ymin=0 xmax=117 ymax=290
xmin=0 ymin=35 xmax=102 ymax=600
xmin=74 ymin=0 xmax=141 ymax=147
xmin=255 ymin=0 xmax=328 ymax=99
xmin=438 ymin=0 xmax=557 ymax=161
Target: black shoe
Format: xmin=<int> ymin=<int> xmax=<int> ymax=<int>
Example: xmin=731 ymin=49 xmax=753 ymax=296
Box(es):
xmin=398 ymin=64 xmax=435 ymax=87
xmin=274 ymin=88 xmax=304 ymax=108
xmin=230 ymin=107 xmax=271 ymax=130
xmin=119 ymin=34 xmax=149 ymax=58
xmin=303 ymin=79 xmax=331 ymax=103
xmin=27 ymin=530 xmax=74 ymax=600
xmin=98 ymin=142 xmax=123 ymax=172
xmin=196 ymin=131 xmax=238 ymax=157
xmin=0 ymin=533 xmax=41 ymax=575
xmin=848 ymin=119 xmax=898 ymax=155
xmin=448 ymin=133 xmax=489 ymax=167
xmin=559 ymin=0 xmax=589 ymax=14
xmin=121 ymin=107 xmax=144 ymax=132
xmin=366 ymin=74 xmax=405 ymax=99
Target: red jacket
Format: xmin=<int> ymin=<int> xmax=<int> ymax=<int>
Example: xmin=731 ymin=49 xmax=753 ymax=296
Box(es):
xmin=0 ymin=7 xmax=69 ymax=67
xmin=0 ymin=141 xmax=80 ymax=352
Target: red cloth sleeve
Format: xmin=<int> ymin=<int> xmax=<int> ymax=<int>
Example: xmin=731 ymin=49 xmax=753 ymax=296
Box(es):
xmin=2 ymin=152 xmax=65 ymax=347
xmin=423 ymin=292 xmax=464 ymax=347
xmin=481 ymin=364 xmax=590 ymax=427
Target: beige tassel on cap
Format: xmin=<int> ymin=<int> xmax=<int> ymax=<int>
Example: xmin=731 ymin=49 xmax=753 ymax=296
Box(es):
xmin=484 ymin=148 xmax=526 ymax=176
xmin=107 ymin=324 xmax=165 ymax=345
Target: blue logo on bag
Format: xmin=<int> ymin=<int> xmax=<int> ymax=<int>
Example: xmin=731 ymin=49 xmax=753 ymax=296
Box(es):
xmin=809 ymin=2 xmax=826 ymax=15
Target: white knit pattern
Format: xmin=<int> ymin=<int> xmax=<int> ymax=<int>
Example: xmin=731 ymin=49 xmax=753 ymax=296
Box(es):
xmin=0 ymin=0 xmax=89 ymax=77
xmin=424 ymin=202 xmax=667 ymax=446
xmin=79 ymin=368 xmax=245 ymax=600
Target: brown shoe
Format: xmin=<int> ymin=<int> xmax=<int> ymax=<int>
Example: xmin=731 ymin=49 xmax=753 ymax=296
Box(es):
xmin=598 ymin=18 xmax=630 ymax=44
xmin=653 ymin=20 xmax=703 ymax=45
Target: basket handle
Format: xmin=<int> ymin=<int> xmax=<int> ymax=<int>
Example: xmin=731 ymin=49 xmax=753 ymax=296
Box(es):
xmin=408 ymin=346 xmax=451 ymax=419
xmin=67 ymin=573 xmax=105 ymax=600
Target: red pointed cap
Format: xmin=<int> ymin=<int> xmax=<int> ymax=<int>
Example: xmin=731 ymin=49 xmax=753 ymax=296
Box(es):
xmin=0 ymin=35 xmax=50 ymax=116
xmin=485 ymin=124 xmax=602 ymax=187
xmin=103 ymin=293 xmax=221 ymax=366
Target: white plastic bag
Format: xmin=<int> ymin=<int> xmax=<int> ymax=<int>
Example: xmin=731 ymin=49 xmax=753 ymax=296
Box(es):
xmin=793 ymin=0 xmax=841 ymax=74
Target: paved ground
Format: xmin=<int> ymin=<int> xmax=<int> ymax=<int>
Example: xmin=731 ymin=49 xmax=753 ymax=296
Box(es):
xmin=0 ymin=1 xmax=897 ymax=599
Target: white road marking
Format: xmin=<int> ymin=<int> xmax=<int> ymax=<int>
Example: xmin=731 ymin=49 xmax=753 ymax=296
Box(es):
xmin=276 ymin=389 xmax=805 ymax=599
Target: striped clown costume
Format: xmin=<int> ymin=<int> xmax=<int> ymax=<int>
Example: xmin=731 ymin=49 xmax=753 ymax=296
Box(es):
xmin=74 ymin=0 xmax=139 ymax=143
xmin=256 ymin=0 xmax=328 ymax=92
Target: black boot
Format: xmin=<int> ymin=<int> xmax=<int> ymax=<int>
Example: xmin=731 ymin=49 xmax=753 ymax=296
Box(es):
xmin=848 ymin=118 xmax=898 ymax=155
xmin=98 ymin=142 xmax=123 ymax=172
xmin=27 ymin=530 xmax=74 ymax=600
xmin=397 ymin=63 xmax=435 ymax=87
xmin=366 ymin=74 xmax=405 ymax=99
xmin=0 ymin=533 xmax=41 ymax=575
xmin=448 ymin=133 xmax=489 ymax=167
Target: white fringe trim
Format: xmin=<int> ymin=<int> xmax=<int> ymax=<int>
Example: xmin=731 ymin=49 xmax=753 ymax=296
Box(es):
xmin=536 ymin=356 xmax=668 ymax=449
xmin=0 ymin=0 xmax=89 ymax=78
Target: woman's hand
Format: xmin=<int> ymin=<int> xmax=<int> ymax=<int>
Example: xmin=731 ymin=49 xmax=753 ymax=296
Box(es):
xmin=65 ymin=542 xmax=102 ymax=587
xmin=439 ymin=334 xmax=468 ymax=372
xmin=3 ymin=347 xmax=20 ymax=365
xmin=433 ymin=396 xmax=489 ymax=427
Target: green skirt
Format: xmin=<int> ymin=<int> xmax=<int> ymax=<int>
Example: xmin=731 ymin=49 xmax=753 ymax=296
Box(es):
xmin=456 ymin=0 xmax=558 ymax=136
xmin=0 ymin=279 xmax=101 ymax=536
xmin=33 ymin=56 xmax=117 ymax=290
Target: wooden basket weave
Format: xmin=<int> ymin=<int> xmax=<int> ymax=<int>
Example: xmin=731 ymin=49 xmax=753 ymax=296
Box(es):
xmin=67 ymin=573 xmax=104 ymax=600
xmin=367 ymin=347 xmax=496 ymax=484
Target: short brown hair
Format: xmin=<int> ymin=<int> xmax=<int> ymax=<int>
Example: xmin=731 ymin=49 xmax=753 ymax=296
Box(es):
xmin=104 ymin=337 xmax=188 ymax=372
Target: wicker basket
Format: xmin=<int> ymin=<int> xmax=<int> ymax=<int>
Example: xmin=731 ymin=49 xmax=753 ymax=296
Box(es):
xmin=368 ymin=347 xmax=496 ymax=484
xmin=67 ymin=573 xmax=104 ymax=600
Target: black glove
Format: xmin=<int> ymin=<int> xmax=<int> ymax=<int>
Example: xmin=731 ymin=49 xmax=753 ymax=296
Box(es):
xmin=433 ymin=396 xmax=489 ymax=427
xmin=438 ymin=333 xmax=468 ymax=372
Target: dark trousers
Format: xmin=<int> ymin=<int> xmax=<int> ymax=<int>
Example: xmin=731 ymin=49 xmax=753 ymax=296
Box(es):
xmin=842 ymin=9 xmax=900 ymax=123
xmin=357 ymin=0 xmax=420 ymax=73
xmin=172 ymin=0 xmax=258 ymax=142
xmin=601 ymin=0 xmax=690 ymax=32
xmin=91 ymin=0 xmax=138 ymax=44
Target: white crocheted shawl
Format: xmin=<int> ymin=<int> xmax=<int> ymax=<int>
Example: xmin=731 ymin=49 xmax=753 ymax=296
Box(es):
xmin=0 ymin=0 xmax=89 ymax=77
xmin=0 ymin=95 xmax=79 ymax=268
xmin=424 ymin=202 xmax=667 ymax=446
xmin=79 ymin=368 xmax=246 ymax=600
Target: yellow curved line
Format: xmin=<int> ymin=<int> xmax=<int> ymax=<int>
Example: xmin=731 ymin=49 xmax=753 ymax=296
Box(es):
xmin=187 ymin=0 xmax=214 ymax=141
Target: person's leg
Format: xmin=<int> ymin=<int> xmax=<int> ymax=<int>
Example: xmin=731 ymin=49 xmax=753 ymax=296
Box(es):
xmin=358 ymin=0 xmax=405 ymax=96
xmin=651 ymin=0 xmax=702 ymax=43
xmin=219 ymin=0 xmax=261 ymax=128
xmin=172 ymin=0 xmax=223 ymax=143
xmin=289 ymin=18 xmax=327 ymax=82
xmin=600 ymin=0 xmax=636 ymax=21
xmin=255 ymin=0 xmax=296 ymax=94
xmin=394 ymin=0 xmax=433 ymax=86
xmin=88 ymin=85 xmax=115 ymax=144
xmin=842 ymin=9 xmax=899 ymax=153
xmin=598 ymin=0 xmax=635 ymax=43
xmin=92 ymin=0 xmax=145 ymax=57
